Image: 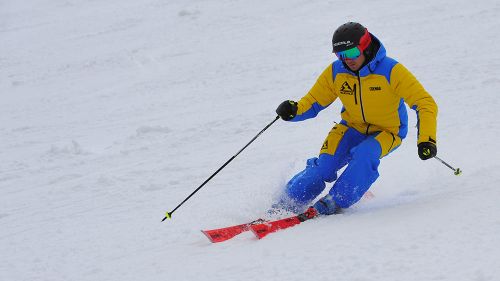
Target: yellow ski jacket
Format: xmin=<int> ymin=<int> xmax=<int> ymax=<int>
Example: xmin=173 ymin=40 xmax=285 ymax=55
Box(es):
xmin=292 ymin=35 xmax=438 ymax=145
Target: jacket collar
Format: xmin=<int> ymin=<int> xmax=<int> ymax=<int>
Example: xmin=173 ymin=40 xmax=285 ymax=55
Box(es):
xmin=360 ymin=34 xmax=386 ymax=76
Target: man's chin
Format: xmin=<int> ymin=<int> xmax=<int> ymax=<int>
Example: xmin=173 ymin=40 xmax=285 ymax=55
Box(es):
xmin=347 ymin=65 xmax=360 ymax=71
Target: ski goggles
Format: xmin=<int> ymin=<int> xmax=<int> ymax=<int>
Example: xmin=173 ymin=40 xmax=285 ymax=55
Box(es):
xmin=334 ymin=29 xmax=372 ymax=61
xmin=335 ymin=46 xmax=363 ymax=60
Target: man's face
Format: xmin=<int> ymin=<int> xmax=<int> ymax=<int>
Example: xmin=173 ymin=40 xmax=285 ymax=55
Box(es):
xmin=344 ymin=53 xmax=365 ymax=72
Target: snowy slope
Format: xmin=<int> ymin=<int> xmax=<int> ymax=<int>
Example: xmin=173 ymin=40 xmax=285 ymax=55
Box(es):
xmin=1 ymin=0 xmax=500 ymax=280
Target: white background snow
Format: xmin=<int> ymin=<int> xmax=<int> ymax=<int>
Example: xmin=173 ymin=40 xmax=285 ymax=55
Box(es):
xmin=1 ymin=0 xmax=500 ymax=280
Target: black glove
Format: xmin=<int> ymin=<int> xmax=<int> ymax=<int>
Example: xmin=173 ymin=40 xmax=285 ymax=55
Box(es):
xmin=418 ymin=142 xmax=437 ymax=160
xmin=276 ymin=100 xmax=298 ymax=121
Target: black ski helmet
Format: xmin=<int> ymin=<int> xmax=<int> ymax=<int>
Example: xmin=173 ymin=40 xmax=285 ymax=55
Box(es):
xmin=332 ymin=22 xmax=370 ymax=53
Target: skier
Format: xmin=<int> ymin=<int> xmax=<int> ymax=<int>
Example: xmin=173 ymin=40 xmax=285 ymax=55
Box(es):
xmin=274 ymin=22 xmax=438 ymax=216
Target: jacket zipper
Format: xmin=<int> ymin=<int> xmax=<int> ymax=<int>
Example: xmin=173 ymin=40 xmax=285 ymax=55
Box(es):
xmin=357 ymin=74 xmax=367 ymax=123
xmin=353 ymin=84 xmax=358 ymax=105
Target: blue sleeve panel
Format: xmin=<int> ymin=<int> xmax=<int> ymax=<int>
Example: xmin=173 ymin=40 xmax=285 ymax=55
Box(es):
xmin=397 ymin=98 xmax=408 ymax=139
xmin=291 ymin=102 xmax=330 ymax=122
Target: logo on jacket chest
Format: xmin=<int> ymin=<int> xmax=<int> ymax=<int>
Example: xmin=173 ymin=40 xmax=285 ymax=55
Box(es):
xmin=339 ymin=81 xmax=356 ymax=95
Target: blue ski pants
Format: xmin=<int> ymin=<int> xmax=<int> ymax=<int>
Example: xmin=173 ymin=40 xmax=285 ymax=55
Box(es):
xmin=279 ymin=123 xmax=401 ymax=211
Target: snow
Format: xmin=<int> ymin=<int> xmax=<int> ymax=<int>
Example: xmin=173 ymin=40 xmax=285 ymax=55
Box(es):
xmin=1 ymin=0 xmax=500 ymax=280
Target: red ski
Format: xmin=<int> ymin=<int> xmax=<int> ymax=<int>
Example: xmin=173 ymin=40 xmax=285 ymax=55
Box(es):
xmin=203 ymin=192 xmax=374 ymax=242
xmin=250 ymin=207 xmax=318 ymax=239
xmin=201 ymin=219 xmax=266 ymax=243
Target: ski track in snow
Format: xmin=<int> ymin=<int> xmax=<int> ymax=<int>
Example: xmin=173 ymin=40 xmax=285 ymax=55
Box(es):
xmin=1 ymin=0 xmax=500 ymax=280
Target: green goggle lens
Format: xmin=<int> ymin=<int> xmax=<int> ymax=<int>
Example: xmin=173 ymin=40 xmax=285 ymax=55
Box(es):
xmin=335 ymin=47 xmax=361 ymax=60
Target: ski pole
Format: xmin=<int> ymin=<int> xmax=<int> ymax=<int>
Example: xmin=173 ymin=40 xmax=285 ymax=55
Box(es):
xmin=434 ymin=156 xmax=462 ymax=176
xmin=162 ymin=116 xmax=281 ymax=221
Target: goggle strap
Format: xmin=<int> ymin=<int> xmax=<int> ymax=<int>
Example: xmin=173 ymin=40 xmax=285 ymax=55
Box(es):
xmin=358 ymin=29 xmax=372 ymax=51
